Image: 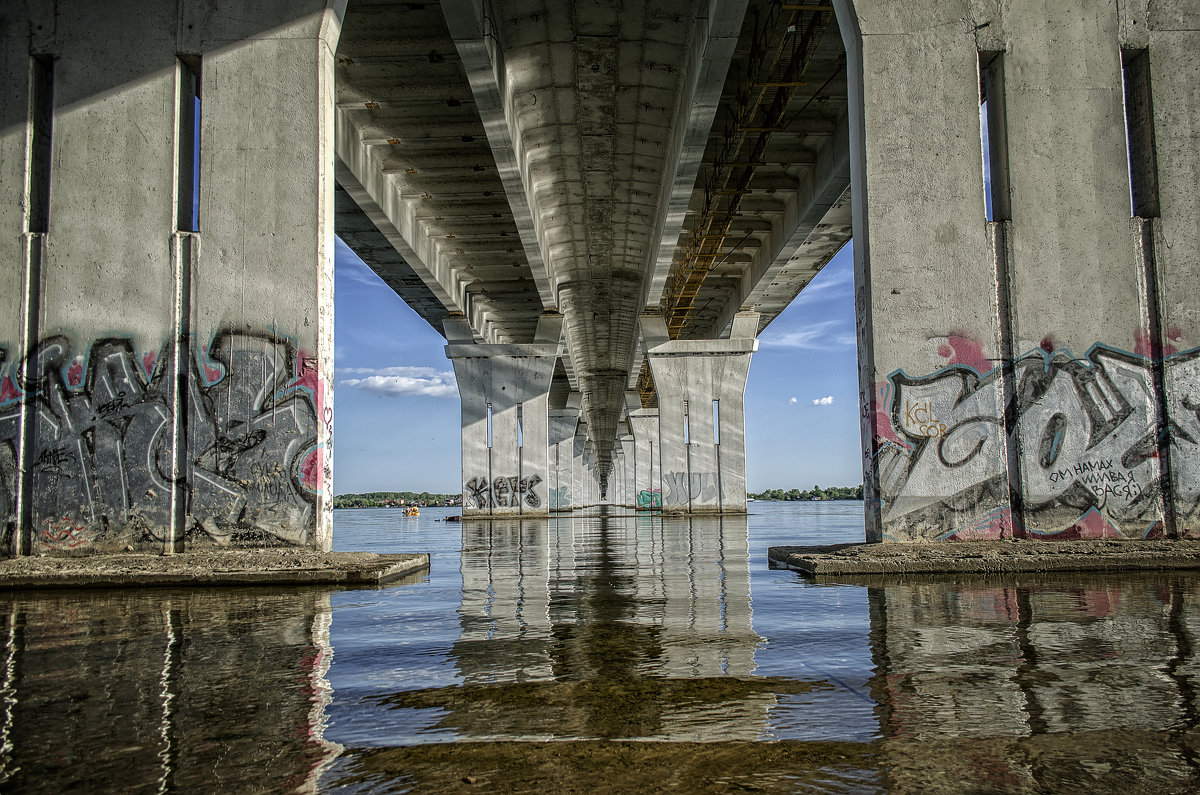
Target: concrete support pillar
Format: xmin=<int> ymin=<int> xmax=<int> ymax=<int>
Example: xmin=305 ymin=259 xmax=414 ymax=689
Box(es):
xmin=446 ymin=315 xmax=562 ymax=517
xmin=618 ymin=433 xmax=637 ymax=507
xmin=628 ymin=408 xmax=662 ymax=511
xmin=640 ymin=311 xmax=758 ymax=514
xmin=836 ymin=0 xmax=1199 ymax=541
xmin=0 ymin=1 xmax=342 ymax=553
xmin=571 ymin=422 xmax=590 ymax=510
xmin=548 ymin=398 xmax=580 ymax=512
xmin=1131 ymin=9 xmax=1200 ymax=536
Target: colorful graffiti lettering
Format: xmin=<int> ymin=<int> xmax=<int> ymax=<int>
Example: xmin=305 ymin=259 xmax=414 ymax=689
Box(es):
xmin=549 ymin=486 xmax=571 ymax=510
xmin=635 ymin=488 xmax=662 ymax=510
xmin=0 ymin=332 xmax=321 ymax=552
xmin=876 ymin=343 xmax=1200 ymax=540
xmin=464 ymin=474 xmax=543 ymax=510
xmin=662 ymin=472 xmax=718 ymax=507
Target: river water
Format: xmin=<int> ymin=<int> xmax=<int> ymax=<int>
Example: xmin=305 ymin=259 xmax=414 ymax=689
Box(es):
xmin=1 ymin=502 xmax=1198 ymax=792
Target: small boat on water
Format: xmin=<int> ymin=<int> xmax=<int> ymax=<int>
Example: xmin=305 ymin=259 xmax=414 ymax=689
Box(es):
xmin=403 ymin=506 xmax=420 ymax=516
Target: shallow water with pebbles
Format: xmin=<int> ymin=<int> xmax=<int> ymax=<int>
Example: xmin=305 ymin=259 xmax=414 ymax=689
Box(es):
xmin=1 ymin=502 xmax=1198 ymax=792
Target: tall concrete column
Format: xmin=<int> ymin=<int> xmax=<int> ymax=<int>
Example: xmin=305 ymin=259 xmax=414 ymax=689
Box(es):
xmin=640 ymin=311 xmax=758 ymax=514
xmin=446 ymin=315 xmax=562 ymax=517
xmin=0 ymin=1 xmax=341 ymax=554
xmin=628 ymin=407 xmax=661 ymax=511
xmin=571 ymin=423 xmax=589 ymax=509
xmin=836 ymin=0 xmax=1197 ymax=541
xmin=548 ymin=397 xmax=580 ymax=512
xmin=618 ymin=433 xmax=637 ymax=507
xmin=1130 ymin=8 xmax=1200 ymax=536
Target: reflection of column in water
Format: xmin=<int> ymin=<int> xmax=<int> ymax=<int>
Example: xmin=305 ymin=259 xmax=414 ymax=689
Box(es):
xmin=457 ymin=519 xmax=552 ymax=683
xmin=297 ymin=594 xmax=341 ymax=794
xmin=655 ymin=516 xmax=758 ymax=679
xmin=869 ymin=576 xmax=1200 ymax=792
xmin=0 ymin=589 xmax=338 ymax=791
xmin=0 ymin=606 xmax=19 ymax=785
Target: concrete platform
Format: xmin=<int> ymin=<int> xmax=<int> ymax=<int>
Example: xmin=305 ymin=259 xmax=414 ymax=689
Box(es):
xmin=0 ymin=550 xmax=430 ymax=589
xmin=768 ymin=540 xmax=1200 ymax=577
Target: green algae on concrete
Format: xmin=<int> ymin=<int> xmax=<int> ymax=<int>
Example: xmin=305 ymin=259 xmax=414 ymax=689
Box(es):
xmin=768 ymin=539 xmax=1200 ymax=577
xmin=0 ymin=549 xmax=429 ymax=589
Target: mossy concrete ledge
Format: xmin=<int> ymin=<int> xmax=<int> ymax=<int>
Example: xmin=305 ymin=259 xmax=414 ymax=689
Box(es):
xmin=0 ymin=550 xmax=430 ymax=590
xmin=768 ymin=540 xmax=1200 ymax=577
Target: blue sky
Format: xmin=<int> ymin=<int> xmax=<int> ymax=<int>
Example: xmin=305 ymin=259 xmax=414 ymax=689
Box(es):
xmin=333 ymin=239 xmax=862 ymax=494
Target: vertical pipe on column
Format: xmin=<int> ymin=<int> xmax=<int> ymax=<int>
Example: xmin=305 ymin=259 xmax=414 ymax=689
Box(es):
xmin=980 ymin=50 xmax=1023 ymax=536
xmin=713 ymin=399 xmax=723 ymax=512
xmin=16 ymin=55 xmax=55 ymax=556
xmin=486 ymin=401 xmax=493 ymax=515
xmin=1122 ymin=48 xmax=1174 ymax=536
xmin=168 ymin=56 xmax=201 ymax=553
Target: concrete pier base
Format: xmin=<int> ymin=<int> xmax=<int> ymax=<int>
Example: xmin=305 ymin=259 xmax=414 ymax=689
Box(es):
xmin=769 ymin=540 xmax=1200 ymax=577
xmin=0 ymin=550 xmax=429 ymax=589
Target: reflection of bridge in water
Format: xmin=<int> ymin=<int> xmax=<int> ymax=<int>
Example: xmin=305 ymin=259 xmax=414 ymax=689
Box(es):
xmin=450 ymin=513 xmax=774 ymax=741
xmin=3 ymin=508 xmax=1200 ymax=789
xmin=0 ymin=589 xmax=339 ymax=792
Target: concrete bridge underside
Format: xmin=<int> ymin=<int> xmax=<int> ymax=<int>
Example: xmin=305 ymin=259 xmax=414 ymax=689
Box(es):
xmin=0 ymin=0 xmax=1197 ymax=551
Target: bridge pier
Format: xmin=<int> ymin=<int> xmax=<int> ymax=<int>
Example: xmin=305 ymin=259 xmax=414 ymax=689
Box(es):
xmin=445 ymin=316 xmax=561 ymax=517
xmin=628 ymin=408 xmax=662 ymax=511
xmin=0 ymin=0 xmax=341 ymax=554
xmin=548 ymin=401 xmax=581 ymax=512
xmin=617 ymin=433 xmax=637 ymax=508
xmin=837 ymin=0 xmax=1200 ymax=541
xmin=640 ymin=311 xmax=758 ymax=514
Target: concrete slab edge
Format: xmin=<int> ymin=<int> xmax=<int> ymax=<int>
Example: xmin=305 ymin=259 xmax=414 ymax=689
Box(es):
xmin=0 ymin=553 xmax=430 ymax=590
xmin=768 ymin=542 xmax=1200 ymax=577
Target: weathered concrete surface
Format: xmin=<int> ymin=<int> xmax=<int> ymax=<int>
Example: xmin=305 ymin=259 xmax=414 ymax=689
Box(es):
xmin=641 ymin=311 xmax=757 ymax=514
xmin=0 ymin=1 xmax=341 ymax=555
xmin=769 ymin=540 xmax=1200 ymax=576
xmin=0 ymin=550 xmax=428 ymax=589
xmin=836 ymin=0 xmax=1200 ymax=542
xmin=446 ymin=315 xmax=561 ymax=517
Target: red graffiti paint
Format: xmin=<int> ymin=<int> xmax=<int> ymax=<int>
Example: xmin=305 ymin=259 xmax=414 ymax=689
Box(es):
xmin=936 ymin=333 xmax=991 ymax=373
xmin=871 ymin=382 xmax=908 ymax=448
xmin=299 ymin=448 xmax=320 ymax=490
xmin=947 ymin=506 xmax=1015 ymax=541
xmin=1039 ymin=335 xmax=1056 ymax=354
xmin=1054 ymin=508 xmax=1123 ymax=540
xmin=1134 ymin=329 xmax=1178 ymax=357
xmin=142 ymin=351 xmax=157 ymax=375
xmin=67 ymin=359 xmax=83 ymax=387
xmin=0 ymin=376 xmax=20 ymax=403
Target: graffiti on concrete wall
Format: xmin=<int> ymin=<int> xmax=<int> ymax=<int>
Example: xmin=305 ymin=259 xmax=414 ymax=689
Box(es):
xmin=635 ymin=488 xmax=662 ymax=510
xmin=0 ymin=332 xmax=322 ymax=552
xmin=549 ymin=485 xmax=570 ymax=510
xmin=662 ymin=472 xmax=717 ymax=507
xmin=465 ymin=474 xmax=543 ymax=510
xmin=875 ymin=342 xmax=1200 ymax=540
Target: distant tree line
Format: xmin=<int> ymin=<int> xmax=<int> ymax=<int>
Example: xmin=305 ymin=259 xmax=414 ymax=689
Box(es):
xmin=750 ymin=485 xmax=863 ymax=501
xmin=334 ymin=491 xmax=461 ymax=508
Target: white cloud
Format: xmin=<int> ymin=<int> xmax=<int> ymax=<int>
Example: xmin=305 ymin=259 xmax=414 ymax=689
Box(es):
xmin=338 ymin=366 xmax=457 ymax=398
xmin=790 ymin=263 xmax=854 ymax=306
xmin=812 ymin=395 xmax=834 ymax=406
xmin=788 ymin=396 xmax=798 ymax=405
xmin=759 ymin=319 xmax=856 ymax=350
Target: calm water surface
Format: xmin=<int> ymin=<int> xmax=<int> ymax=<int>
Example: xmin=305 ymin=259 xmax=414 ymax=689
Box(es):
xmin=2 ymin=502 xmax=1199 ymax=792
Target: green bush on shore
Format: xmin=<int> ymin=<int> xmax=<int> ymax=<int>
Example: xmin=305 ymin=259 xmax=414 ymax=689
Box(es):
xmin=749 ymin=485 xmax=863 ymax=502
xmin=334 ymin=491 xmax=460 ymax=508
